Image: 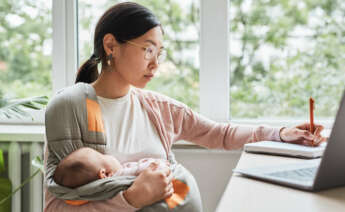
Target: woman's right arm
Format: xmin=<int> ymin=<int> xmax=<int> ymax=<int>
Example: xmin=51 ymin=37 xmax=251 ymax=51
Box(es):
xmin=44 ymin=93 xmax=138 ymax=211
xmin=45 ymin=91 xmax=173 ymax=211
xmin=123 ymin=163 xmax=174 ymax=208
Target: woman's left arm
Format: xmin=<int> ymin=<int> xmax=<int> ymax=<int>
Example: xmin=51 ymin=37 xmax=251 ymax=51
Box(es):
xmin=174 ymin=107 xmax=325 ymax=149
xmin=173 ymin=106 xmax=281 ymax=150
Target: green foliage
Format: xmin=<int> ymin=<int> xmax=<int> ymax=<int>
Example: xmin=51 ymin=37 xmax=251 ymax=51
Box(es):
xmin=0 ymin=149 xmax=4 ymax=174
xmin=0 ymin=149 xmax=11 ymax=211
xmin=0 ymin=154 xmax=43 ymax=208
xmin=0 ymin=0 xmax=52 ymax=99
xmin=0 ymin=178 xmax=11 ymax=211
xmin=230 ymin=0 xmax=345 ymax=119
xmin=0 ymin=95 xmax=48 ymax=119
xmin=0 ymin=169 xmax=41 ymax=207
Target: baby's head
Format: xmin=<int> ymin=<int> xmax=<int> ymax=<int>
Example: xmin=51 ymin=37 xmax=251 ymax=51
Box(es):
xmin=53 ymin=147 xmax=122 ymax=188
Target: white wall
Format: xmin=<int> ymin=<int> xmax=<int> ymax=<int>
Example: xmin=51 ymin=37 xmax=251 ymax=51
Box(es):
xmin=172 ymin=148 xmax=242 ymax=212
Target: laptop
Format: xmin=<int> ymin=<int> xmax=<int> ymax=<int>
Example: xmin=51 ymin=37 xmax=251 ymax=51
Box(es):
xmin=233 ymin=91 xmax=345 ymax=191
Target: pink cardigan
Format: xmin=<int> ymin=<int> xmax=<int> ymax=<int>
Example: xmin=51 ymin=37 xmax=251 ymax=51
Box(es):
xmin=44 ymin=86 xmax=282 ymax=212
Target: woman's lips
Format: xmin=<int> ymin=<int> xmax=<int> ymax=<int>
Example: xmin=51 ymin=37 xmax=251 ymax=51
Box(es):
xmin=144 ymin=74 xmax=154 ymax=79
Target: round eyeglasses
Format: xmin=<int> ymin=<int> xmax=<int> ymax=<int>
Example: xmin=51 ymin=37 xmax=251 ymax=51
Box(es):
xmin=126 ymin=40 xmax=167 ymax=64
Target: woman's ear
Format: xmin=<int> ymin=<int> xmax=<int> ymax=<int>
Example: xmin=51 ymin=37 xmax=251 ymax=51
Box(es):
xmin=103 ymin=33 xmax=119 ymax=56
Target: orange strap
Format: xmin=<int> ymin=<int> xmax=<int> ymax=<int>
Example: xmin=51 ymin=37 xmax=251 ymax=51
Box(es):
xmin=165 ymin=179 xmax=190 ymax=209
xmin=65 ymin=200 xmax=89 ymax=206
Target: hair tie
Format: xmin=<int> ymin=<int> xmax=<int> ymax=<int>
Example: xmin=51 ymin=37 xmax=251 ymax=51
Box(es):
xmin=90 ymin=53 xmax=101 ymax=63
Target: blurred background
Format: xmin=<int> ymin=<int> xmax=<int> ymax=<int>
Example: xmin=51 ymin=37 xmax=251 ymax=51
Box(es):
xmin=1 ymin=0 xmax=344 ymax=121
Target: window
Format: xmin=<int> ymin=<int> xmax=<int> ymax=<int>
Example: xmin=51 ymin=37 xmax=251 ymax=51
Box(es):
xmin=49 ymin=0 xmax=342 ymax=126
xmin=0 ymin=0 xmax=52 ymax=99
xmin=78 ymin=0 xmax=200 ymax=111
xmin=230 ymin=0 xmax=345 ymax=121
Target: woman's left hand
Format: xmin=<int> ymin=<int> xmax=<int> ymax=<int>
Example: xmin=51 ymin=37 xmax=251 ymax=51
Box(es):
xmin=279 ymin=123 xmax=328 ymax=146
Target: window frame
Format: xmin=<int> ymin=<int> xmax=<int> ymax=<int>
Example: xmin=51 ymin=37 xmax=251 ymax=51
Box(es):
xmin=200 ymin=0 xmax=230 ymax=122
xmin=52 ymin=0 xmax=78 ymax=92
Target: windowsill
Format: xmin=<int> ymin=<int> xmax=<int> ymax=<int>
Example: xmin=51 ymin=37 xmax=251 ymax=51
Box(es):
xmin=0 ymin=124 xmax=45 ymax=142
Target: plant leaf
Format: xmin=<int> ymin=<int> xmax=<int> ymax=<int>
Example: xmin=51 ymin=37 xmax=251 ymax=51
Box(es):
xmin=10 ymin=107 xmax=28 ymax=117
xmin=0 ymin=178 xmax=11 ymax=209
xmin=0 ymin=150 xmax=4 ymax=173
xmin=0 ymin=169 xmax=40 ymax=205
xmin=0 ymin=95 xmax=48 ymax=119
xmin=32 ymin=156 xmax=44 ymax=174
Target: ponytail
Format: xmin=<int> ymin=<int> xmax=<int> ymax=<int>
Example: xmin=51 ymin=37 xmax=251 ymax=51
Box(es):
xmin=75 ymin=54 xmax=100 ymax=84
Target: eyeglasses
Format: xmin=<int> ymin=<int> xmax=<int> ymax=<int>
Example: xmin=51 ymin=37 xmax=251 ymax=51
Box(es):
xmin=126 ymin=40 xmax=167 ymax=64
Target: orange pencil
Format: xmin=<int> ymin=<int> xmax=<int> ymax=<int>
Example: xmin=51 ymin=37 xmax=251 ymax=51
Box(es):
xmin=309 ymin=97 xmax=315 ymax=146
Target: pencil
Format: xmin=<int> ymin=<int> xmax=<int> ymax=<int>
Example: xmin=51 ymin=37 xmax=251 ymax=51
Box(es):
xmin=309 ymin=97 xmax=315 ymax=146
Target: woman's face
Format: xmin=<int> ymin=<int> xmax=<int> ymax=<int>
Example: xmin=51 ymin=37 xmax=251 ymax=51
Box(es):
xmin=114 ymin=26 xmax=164 ymax=88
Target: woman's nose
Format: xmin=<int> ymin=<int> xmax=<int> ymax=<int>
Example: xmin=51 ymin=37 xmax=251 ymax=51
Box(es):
xmin=149 ymin=55 xmax=159 ymax=69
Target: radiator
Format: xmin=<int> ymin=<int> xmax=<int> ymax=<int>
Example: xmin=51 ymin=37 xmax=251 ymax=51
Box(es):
xmin=1 ymin=141 xmax=44 ymax=212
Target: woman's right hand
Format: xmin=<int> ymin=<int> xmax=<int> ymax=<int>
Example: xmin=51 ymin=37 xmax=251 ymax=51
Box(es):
xmin=123 ymin=163 xmax=174 ymax=208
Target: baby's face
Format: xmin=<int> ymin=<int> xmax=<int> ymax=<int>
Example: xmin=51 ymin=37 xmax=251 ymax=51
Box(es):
xmin=101 ymin=154 xmax=123 ymax=176
xmin=84 ymin=149 xmax=123 ymax=178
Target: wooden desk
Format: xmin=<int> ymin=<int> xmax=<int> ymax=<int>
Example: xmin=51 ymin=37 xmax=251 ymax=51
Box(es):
xmin=216 ymin=152 xmax=345 ymax=212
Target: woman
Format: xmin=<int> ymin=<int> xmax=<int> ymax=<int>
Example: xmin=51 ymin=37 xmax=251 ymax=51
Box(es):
xmin=44 ymin=2 xmax=325 ymax=211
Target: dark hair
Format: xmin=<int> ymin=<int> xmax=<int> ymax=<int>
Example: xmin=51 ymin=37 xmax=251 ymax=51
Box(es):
xmin=54 ymin=159 xmax=97 ymax=188
xmin=53 ymin=147 xmax=100 ymax=188
xmin=75 ymin=2 xmax=161 ymax=84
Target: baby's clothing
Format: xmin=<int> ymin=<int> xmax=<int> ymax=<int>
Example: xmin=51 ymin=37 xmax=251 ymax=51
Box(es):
xmin=115 ymin=158 xmax=170 ymax=177
xmin=64 ymin=158 xmax=170 ymax=206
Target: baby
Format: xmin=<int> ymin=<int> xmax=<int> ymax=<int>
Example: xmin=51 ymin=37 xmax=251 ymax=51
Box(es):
xmin=53 ymin=147 xmax=170 ymax=205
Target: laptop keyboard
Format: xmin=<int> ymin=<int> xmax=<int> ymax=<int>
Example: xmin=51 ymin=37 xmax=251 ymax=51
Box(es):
xmin=267 ymin=167 xmax=317 ymax=182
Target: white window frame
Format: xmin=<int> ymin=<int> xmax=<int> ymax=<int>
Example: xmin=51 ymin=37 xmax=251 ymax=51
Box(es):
xmin=52 ymin=0 xmax=78 ymax=92
xmin=200 ymin=0 xmax=230 ymax=123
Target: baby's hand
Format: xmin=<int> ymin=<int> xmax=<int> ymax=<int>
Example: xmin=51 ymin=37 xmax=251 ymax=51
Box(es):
xmin=148 ymin=162 xmax=159 ymax=171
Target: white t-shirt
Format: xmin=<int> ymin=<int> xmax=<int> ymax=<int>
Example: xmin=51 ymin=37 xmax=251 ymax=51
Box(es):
xmin=97 ymin=88 xmax=166 ymax=163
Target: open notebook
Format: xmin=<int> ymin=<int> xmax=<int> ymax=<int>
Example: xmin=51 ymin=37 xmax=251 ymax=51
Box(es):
xmin=244 ymin=141 xmax=327 ymax=159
